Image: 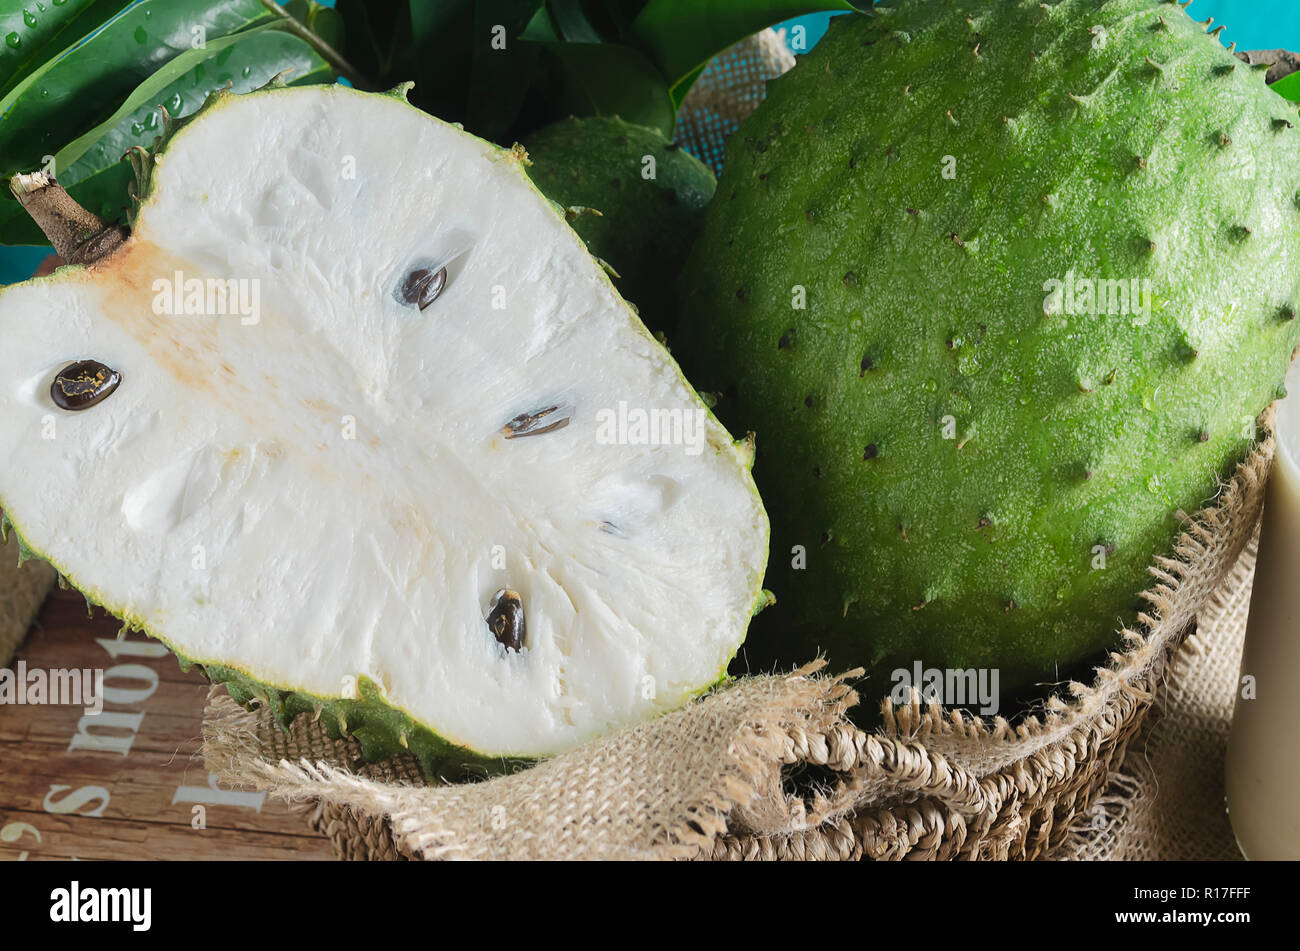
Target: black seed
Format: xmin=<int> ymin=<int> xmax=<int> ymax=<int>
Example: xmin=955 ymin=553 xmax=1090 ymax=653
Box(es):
xmin=977 ymin=516 xmax=991 ymax=529
xmin=804 ymin=394 xmax=814 ymax=408
xmin=863 ymin=443 xmax=879 ymax=460
xmin=778 ymin=332 xmax=793 ymax=350
xmin=1279 ymin=305 xmax=1297 ymax=322
xmin=486 ymin=588 xmax=525 ymax=652
xmin=51 ymin=360 xmax=121 ymax=411
xmin=812 ymin=466 xmax=822 ymax=479
xmin=400 ymin=266 xmax=448 ymax=310
xmin=1198 ymin=429 xmax=1210 ymax=443
xmin=819 ymin=531 xmax=831 ymax=548
xmin=860 ymin=354 xmax=875 ymax=375
xmin=502 ymin=405 xmax=571 ymax=439
xmin=1004 ymin=599 xmax=1017 ymax=612
xmin=1274 ymin=118 xmax=1294 ymax=131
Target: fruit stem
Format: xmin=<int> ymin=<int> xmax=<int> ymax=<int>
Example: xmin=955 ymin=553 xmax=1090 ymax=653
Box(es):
xmin=8 ymin=172 xmax=127 ymax=265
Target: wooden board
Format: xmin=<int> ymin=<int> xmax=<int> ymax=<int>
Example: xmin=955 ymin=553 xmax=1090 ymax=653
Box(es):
xmin=0 ymin=589 xmax=336 ymax=860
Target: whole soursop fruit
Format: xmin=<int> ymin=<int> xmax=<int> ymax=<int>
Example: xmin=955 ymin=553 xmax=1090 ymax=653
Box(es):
xmin=678 ymin=0 xmax=1300 ymax=706
xmin=0 ymin=84 xmax=769 ymax=777
xmin=522 ymin=116 xmax=716 ymax=334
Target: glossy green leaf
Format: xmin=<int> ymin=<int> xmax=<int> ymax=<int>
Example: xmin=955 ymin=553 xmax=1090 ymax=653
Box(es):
xmin=1271 ymin=69 xmax=1300 ymax=104
xmin=549 ymin=0 xmax=603 ymax=43
xmin=537 ymin=39 xmax=673 ymax=135
xmin=520 ymin=5 xmax=558 ymax=42
xmin=282 ymin=0 xmax=344 ymax=51
xmin=629 ymin=0 xmax=860 ymax=88
xmin=465 ymin=0 xmax=545 ymax=142
xmin=0 ymin=0 xmax=280 ymax=176
xmin=669 ymin=61 xmax=704 ymax=110
xmin=0 ymin=22 xmax=331 ymax=245
xmin=0 ymin=0 xmax=130 ymax=100
xmin=56 ymin=26 xmax=328 ymax=172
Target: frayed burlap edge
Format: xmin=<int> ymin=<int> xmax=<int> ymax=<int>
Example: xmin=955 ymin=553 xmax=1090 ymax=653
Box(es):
xmin=0 ymin=534 xmax=55 ymax=667
xmin=202 ymin=412 xmax=1274 ymax=860
xmin=204 ymin=659 xmax=863 ymax=860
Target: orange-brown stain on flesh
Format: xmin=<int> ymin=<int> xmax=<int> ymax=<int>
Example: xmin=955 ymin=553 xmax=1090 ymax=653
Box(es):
xmin=94 ymin=238 xmax=366 ymax=466
xmin=96 ymin=238 xmax=252 ymax=410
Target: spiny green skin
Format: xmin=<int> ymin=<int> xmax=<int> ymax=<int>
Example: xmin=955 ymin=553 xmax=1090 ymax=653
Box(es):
xmin=522 ymin=116 xmax=716 ymax=334
xmin=678 ymin=0 xmax=1300 ymax=708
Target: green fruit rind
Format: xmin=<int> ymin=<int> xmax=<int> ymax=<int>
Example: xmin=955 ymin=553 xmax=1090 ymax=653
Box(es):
xmin=522 ymin=115 xmax=716 ymax=333
xmin=680 ymin=0 xmax=1300 ymax=703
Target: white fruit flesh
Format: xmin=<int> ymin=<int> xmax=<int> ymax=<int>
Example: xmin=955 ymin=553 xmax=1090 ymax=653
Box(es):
xmin=0 ymin=86 xmax=768 ymax=756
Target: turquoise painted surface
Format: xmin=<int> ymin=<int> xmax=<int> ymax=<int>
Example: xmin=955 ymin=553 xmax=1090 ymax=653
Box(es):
xmin=3 ymin=0 xmax=1298 ymax=283
xmin=780 ymin=0 xmax=1300 ymax=52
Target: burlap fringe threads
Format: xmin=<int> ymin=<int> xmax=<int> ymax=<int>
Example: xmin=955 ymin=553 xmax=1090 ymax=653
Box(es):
xmin=203 ymin=410 xmax=1273 ymax=861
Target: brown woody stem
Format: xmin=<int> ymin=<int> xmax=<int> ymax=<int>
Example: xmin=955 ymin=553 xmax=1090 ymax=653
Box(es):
xmin=8 ymin=171 xmax=127 ymax=265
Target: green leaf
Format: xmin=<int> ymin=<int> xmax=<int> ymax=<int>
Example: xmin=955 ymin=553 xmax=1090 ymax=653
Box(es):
xmin=282 ymin=0 xmax=344 ymax=50
xmin=405 ymin=0 xmax=474 ymax=120
xmin=0 ymin=0 xmax=280 ymax=177
xmin=1271 ymin=70 xmax=1300 ymax=104
xmin=629 ymin=0 xmax=860 ymax=88
xmin=537 ymin=40 xmax=674 ymax=136
xmin=669 ymin=61 xmax=705 ymax=109
xmin=549 ymin=0 xmax=603 ymax=43
xmin=602 ymin=1 xmax=652 ymax=38
xmin=466 ymin=0 xmax=546 ymax=142
xmin=59 ymin=27 xmax=330 ymax=174
xmin=0 ymin=24 xmax=330 ymax=245
xmin=334 ymin=0 xmax=407 ymax=81
xmin=520 ymin=5 xmax=559 ymax=42
xmin=0 ymin=0 xmax=130 ymax=101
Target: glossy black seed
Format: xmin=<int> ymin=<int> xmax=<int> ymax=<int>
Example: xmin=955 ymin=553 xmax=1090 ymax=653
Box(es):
xmin=400 ymin=266 xmax=448 ymax=310
xmin=502 ymin=405 xmax=572 ymax=439
xmin=487 ymin=588 xmax=525 ymax=652
xmin=51 ymin=360 xmax=121 ymax=411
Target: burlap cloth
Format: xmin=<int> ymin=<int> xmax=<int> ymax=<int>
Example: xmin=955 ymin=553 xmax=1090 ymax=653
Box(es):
xmin=0 ymin=534 xmax=55 ymax=667
xmin=200 ymin=409 xmax=1272 ymax=860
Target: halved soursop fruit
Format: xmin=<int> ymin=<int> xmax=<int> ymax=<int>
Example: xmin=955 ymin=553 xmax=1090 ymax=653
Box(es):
xmin=0 ymin=83 xmax=769 ymax=777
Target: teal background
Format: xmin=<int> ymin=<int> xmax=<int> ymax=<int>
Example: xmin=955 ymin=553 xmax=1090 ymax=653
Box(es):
xmin=3 ymin=0 xmax=1298 ymax=284
xmin=784 ymin=0 xmax=1300 ymax=52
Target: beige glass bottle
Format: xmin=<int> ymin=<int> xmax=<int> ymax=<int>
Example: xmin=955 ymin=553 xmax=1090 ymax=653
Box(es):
xmin=1226 ymin=360 xmax=1300 ymax=860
